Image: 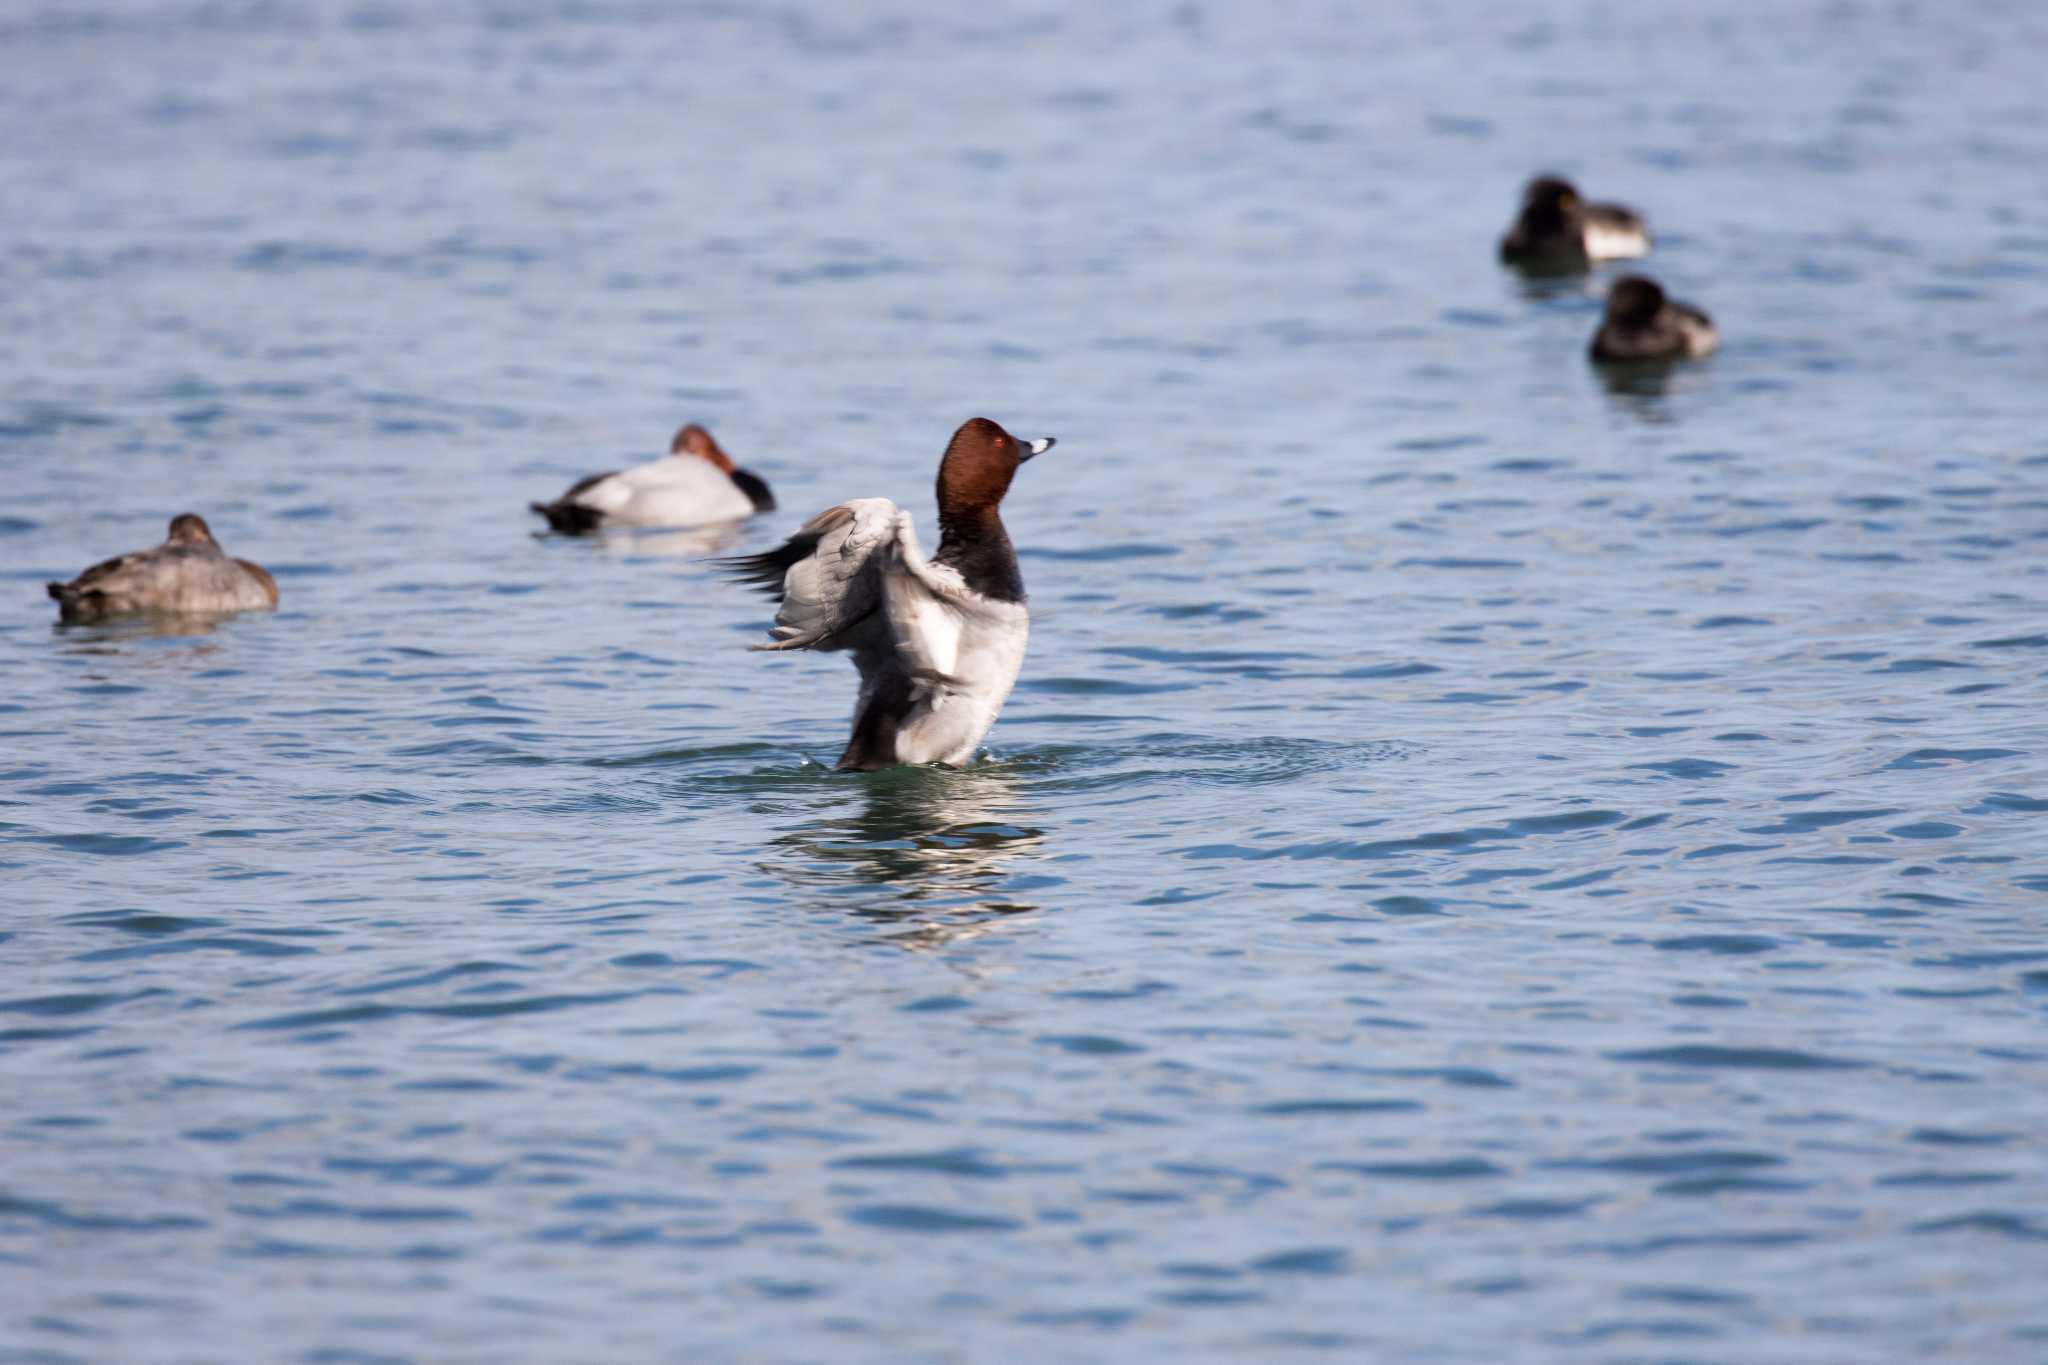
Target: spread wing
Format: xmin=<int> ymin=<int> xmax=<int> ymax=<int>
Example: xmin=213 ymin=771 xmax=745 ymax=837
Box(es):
xmin=719 ymin=498 xmax=900 ymax=653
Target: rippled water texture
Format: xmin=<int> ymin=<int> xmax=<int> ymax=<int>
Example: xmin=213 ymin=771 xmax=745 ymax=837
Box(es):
xmin=5 ymin=2 xmax=2048 ymax=1360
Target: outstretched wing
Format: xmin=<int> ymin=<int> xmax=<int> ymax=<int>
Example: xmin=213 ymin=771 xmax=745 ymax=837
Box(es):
xmin=719 ymin=498 xmax=900 ymax=653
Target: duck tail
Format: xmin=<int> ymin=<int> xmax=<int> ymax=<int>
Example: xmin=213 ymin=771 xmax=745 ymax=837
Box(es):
xmin=530 ymin=500 xmax=605 ymax=535
xmin=46 ymin=581 xmax=92 ymax=623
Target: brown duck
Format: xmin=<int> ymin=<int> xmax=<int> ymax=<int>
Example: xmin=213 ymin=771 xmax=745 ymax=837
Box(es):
xmin=47 ymin=514 xmax=279 ymax=623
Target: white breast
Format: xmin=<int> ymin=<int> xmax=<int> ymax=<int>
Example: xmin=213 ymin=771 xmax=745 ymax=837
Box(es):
xmin=890 ymin=607 xmax=1030 ymax=767
xmin=878 ymin=548 xmax=1031 ymax=767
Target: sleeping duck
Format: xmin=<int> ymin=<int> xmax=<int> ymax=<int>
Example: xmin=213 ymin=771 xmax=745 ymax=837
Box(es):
xmin=530 ymin=423 xmax=775 ymax=533
xmin=47 ymin=514 xmax=279 ymax=623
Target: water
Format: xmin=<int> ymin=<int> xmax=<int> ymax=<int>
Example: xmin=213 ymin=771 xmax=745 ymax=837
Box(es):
xmin=5 ymin=2 xmax=2048 ymax=1360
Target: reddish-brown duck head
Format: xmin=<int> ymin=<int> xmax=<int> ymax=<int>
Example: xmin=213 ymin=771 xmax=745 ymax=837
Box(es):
xmin=935 ymin=417 xmax=1055 ymax=526
xmin=671 ymin=424 xmax=736 ymax=474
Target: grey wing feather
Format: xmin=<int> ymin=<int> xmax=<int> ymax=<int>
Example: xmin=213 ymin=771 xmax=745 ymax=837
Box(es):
xmin=67 ymin=551 xmax=145 ymax=590
xmin=745 ymin=498 xmax=901 ymax=653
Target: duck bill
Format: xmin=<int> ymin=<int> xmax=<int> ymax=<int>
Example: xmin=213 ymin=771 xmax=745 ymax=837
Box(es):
xmin=1019 ymin=436 xmax=1056 ymax=462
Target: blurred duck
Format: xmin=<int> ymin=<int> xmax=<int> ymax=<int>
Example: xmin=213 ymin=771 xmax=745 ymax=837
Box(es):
xmin=530 ymin=423 xmax=774 ymax=534
xmin=47 ymin=514 xmax=278 ymax=623
xmin=721 ymin=417 xmax=1054 ymax=771
xmin=1589 ymin=275 xmax=1719 ymax=362
xmin=1499 ymin=176 xmax=1650 ymax=269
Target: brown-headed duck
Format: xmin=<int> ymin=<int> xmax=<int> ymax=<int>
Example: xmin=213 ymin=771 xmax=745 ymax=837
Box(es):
xmin=530 ymin=423 xmax=774 ymax=534
xmin=721 ymin=417 xmax=1055 ymax=770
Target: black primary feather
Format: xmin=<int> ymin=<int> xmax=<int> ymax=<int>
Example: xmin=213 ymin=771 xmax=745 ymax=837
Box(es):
xmin=715 ymin=528 xmax=824 ymax=600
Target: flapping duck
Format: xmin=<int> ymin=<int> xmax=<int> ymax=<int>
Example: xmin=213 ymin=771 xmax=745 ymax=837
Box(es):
xmin=721 ymin=417 xmax=1054 ymax=770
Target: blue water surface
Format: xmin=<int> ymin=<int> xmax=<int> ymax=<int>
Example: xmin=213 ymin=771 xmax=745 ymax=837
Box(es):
xmin=4 ymin=2 xmax=2047 ymax=1361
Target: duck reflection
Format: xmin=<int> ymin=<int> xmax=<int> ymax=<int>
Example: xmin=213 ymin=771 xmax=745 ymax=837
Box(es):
xmin=52 ymin=612 xmax=235 ymax=653
xmin=1595 ymin=357 xmax=1719 ymax=423
xmin=535 ymin=522 xmax=747 ymax=557
xmin=762 ymin=763 xmax=1046 ymax=948
xmin=1507 ymin=264 xmax=1600 ymax=302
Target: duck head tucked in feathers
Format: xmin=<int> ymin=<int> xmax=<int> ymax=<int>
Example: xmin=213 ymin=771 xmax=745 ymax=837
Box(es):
xmin=166 ymin=513 xmax=217 ymax=545
xmin=673 ymin=423 xmax=729 ymax=468
xmin=47 ymin=513 xmax=278 ymax=623
xmin=676 ymin=424 xmax=775 ymax=511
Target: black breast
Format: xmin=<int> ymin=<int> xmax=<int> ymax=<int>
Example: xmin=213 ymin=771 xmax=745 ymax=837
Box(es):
xmin=933 ymin=518 xmax=1025 ymax=604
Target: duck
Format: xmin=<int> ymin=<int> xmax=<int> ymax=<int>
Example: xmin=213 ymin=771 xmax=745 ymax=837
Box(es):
xmin=1499 ymin=176 xmax=1651 ymax=269
xmin=47 ymin=514 xmax=279 ymax=623
xmin=530 ymin=423 xmax=774 ymax=533
xmin=720 ymin=417 xmax=1054 ymax=771
xmin=1589 ymin=275 xmax=1719 ymax=362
